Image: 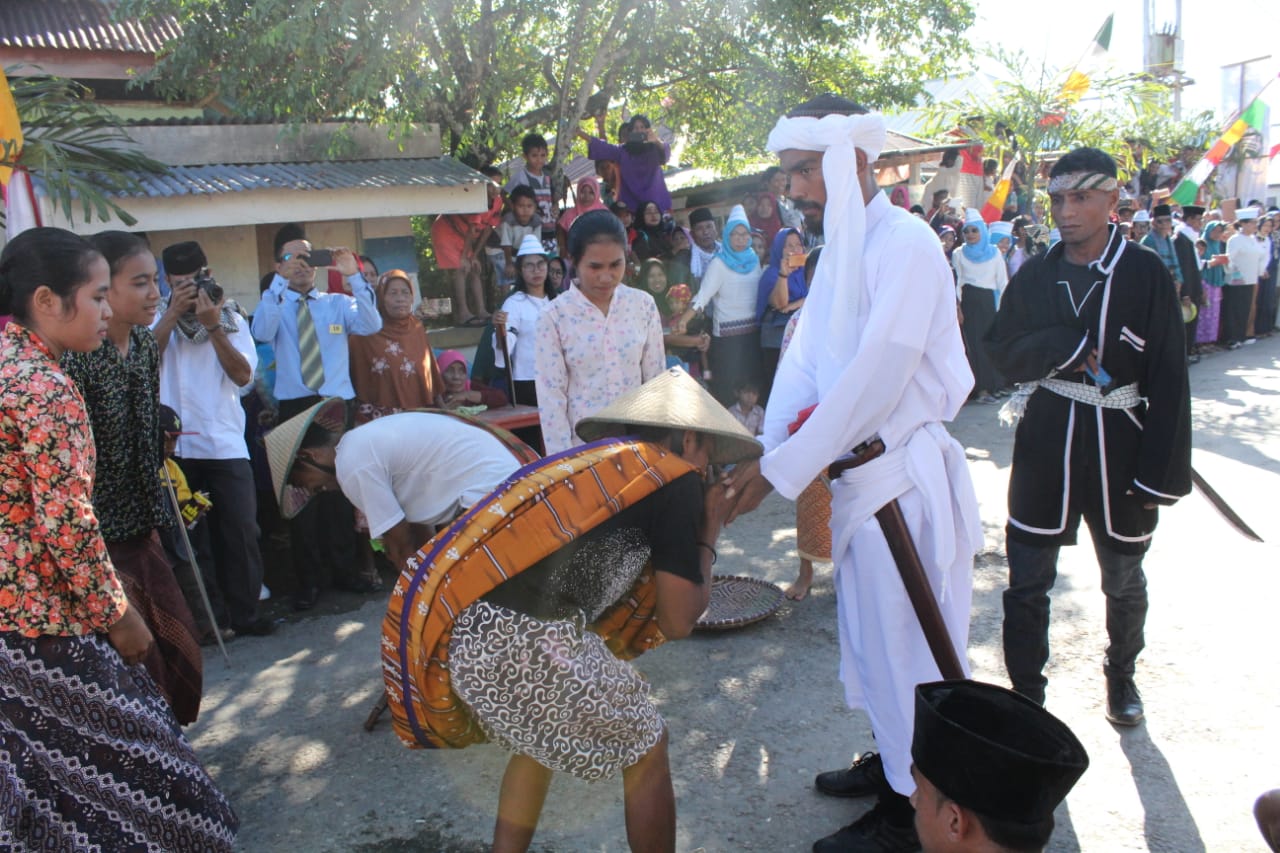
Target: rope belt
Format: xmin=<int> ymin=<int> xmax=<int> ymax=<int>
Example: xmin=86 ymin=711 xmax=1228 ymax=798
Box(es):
xmin=999 ymin=380 xmax=1141 ymax=426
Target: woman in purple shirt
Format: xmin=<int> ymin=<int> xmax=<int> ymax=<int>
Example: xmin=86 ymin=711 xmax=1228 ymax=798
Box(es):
xmin=578 ymin=114 xmax=673 ymax=212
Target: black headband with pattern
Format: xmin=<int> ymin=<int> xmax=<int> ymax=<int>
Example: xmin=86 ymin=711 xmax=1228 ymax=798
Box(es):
xmin=1046 ymin=171 xmax=1119 ymax=194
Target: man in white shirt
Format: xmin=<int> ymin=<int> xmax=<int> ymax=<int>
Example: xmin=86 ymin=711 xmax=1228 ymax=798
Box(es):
xmin=153 ymin=241 xmax=273 ymax=637
xmin=687 ymin=207 xmax=721 ymax=284
xmin=722 ymin=95 xmax=981 ymax=853
xmin=266 ymin=405 xmax=529 ymax=574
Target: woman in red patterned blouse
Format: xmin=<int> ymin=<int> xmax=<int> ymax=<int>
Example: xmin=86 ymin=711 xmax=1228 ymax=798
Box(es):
xmin=0 ymin=227 xmax=238 ymax=850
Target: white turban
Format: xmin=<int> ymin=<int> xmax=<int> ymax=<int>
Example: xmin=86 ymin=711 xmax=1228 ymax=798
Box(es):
xmin=765 ymin=111 xmax=887 ymax=364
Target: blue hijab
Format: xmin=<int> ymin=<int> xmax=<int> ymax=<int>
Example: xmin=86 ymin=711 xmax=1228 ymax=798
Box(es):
xmin=716 ymin=205 xmax=760 ymax=275
xmin=960 ymin=217 xmax=998 ymax=263
xmin=756 ymin=228 xmax=807 ymax=321
xmin=1201 ymin=220 xmax=1226 ymax=287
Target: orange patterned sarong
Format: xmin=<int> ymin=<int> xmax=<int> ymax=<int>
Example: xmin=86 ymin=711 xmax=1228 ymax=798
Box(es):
xmin=382 ymin=438 xmax=697 ymax=750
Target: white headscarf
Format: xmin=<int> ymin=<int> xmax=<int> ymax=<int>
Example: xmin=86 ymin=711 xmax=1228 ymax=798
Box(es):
xmin=766 ymin=112 xmax=887 ymax=364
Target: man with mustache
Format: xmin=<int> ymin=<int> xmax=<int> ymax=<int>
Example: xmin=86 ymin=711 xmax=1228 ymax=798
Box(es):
xmin=722 ymin=94 xmax=982 ymax=853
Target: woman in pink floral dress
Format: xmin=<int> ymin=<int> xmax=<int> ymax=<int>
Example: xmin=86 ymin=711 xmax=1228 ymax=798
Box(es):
xmin=535 ymin=210 xmax=665 ymax=454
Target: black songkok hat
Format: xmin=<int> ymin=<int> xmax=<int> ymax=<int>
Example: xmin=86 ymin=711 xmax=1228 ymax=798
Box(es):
xmin=1151 ymin=204 xmax=1173 ymax=218
xmin=1181 ymin=205 xmax=1205 ymax=218
xmin=162 ymin=241 xmax=207 ymax=277
xmin=911 ymin=680 xmax=1089 ymax=824
xmin=689 ymin=207 xmax=715 ymax=226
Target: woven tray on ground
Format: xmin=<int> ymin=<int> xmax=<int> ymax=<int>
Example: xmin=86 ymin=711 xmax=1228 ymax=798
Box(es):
xmin=694 ymin=574 xmax=785 ymax=632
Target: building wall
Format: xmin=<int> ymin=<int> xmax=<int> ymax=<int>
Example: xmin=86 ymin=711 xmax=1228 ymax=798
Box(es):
xmin=146 ymin=224 xmax=262 ymax=307
xmin=147 ymin=218 xmax=417 ymax=311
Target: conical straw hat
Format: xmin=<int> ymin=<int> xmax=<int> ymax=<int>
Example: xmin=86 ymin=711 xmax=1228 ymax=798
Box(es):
xmin=576 ymin=367 xmax=763 ymax=464
xmin=264 ymin=397 xmax=349 ymax=519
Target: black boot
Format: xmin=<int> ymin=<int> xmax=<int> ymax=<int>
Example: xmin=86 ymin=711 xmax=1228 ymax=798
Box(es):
xmin=815 ymin=752 xmax=888 ymax=799
xmin=1106 ymin=676 xmax=1144 ymax=726
xmin=812 ymin=792 xmax=919 ymax=853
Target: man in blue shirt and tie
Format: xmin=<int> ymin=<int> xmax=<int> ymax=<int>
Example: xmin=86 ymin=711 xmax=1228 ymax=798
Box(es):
xmin=252 ymin=223 xmax=382 ymax=609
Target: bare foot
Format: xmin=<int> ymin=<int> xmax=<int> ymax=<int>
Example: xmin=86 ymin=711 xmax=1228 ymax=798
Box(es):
xmin=785 ymin=560 xmax=814 ymax=600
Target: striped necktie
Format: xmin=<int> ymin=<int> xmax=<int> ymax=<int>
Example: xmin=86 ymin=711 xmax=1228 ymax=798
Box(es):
xmin=296 ymin=297 xmax=325 ymax=391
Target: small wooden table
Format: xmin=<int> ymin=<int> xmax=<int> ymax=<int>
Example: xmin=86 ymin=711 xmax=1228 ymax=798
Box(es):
xmin=470 ymin=404 xmax=541 ymax=432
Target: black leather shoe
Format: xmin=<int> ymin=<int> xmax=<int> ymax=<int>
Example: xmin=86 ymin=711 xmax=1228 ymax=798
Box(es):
xmin=333 ymin=576 xmax=383 ymax=594
xmin=815 ymin=752 xmax=887 ymax=799
xmin=812 ymin=802 xmax=920 ymax=853
xmin=293 ymin=586 xmax=320 ymax=611
xmin=1106 ymin=677 xmax=1144 ymax=726
xmin=231 ymin=617 xmax=276 ymax=637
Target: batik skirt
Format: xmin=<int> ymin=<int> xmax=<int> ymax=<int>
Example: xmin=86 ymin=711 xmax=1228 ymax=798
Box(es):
xmin=1195 ymin=286 xmax=1222 ymax=344
xmin=0 ymin=631 xmax=238 ymax=851
xmin=449 ymin=600 xmax=665 ymax=782
xmin=108 ymin=530 xmax=204 ymax=725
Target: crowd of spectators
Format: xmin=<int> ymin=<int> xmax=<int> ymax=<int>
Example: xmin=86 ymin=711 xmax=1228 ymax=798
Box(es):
xmin=8 ymin=117 xmax=1276 ymax=704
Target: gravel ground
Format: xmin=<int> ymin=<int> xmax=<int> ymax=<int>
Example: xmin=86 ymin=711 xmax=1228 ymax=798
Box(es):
xmin=191 ymin=339 xmax=1280 ymax=852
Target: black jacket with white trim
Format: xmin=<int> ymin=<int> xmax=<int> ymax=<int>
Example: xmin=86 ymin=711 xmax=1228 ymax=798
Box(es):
xmin=985 ymin=225 xmax=1192 ymax=550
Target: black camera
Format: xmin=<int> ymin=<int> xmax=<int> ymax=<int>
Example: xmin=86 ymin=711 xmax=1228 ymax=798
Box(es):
xmin=628 ymin=131 xmax=648 ymax=145
xmin=194 ymin=271 xmax=223 ymax=304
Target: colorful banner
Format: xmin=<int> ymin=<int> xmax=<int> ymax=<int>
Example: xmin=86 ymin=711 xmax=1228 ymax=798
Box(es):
xmin=0 ymin=67 xmax=23 ymax=187
xmin=980 ymin=160 xmax=1018 ymax=223
xmin=1171 ymin=98 xmax=1269 ymax=205
xmin=1059 ymin=14 xmax=1113 ymax=106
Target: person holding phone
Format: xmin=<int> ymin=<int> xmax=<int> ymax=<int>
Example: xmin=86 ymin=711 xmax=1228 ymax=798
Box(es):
xmin=578 ymin=113 xmax=673 ymax=214
xmin=251 ymin=222 xmax=382 ymax=609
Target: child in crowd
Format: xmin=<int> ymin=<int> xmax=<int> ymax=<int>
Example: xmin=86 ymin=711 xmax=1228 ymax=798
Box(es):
xmin=662 ymin=282 xmax=710 ymax=380
xmin=431 ymin=172 xmax=503 ymax=326
xmin=500 ymin=186 xmax=542 ymax=289
xmin=504 ymin=133 xmax=558 ymax=250
xmin=438 ymin=349 xmax=509 ymax=410
xmin=156 ymin=405 xmax=221 ymax=645
xmin=728 ymin=380 xmax=764 ymax=436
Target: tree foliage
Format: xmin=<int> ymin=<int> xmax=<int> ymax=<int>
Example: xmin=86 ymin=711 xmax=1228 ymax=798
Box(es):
xmin=924 ymin=49 xmax=1216 ymax=198
xmin=1 ymin=72 xmax=169 ymax=227
xmin=118 ymin=0 xmax=975 ymax=173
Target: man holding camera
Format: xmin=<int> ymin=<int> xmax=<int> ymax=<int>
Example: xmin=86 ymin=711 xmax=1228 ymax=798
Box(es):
xmin=154 ymin=240 xmax=273 ymax=637
xmin=251 ymin=223 xmax=382 ymax=609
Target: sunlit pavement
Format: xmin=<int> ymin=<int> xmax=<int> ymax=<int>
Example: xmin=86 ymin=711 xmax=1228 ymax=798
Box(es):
xmin=192 ymin=338 xmax=1280 ymax=852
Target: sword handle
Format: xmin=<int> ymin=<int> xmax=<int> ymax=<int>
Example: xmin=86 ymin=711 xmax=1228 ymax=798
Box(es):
xmin=874 ymin=500 xmax=966 ymax=681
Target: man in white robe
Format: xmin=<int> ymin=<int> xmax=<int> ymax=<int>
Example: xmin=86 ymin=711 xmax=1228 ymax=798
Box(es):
xmin=723 ymin=94 xmax=982 ymax=853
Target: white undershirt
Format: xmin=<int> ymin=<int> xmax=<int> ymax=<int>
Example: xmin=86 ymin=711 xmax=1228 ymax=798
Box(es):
xmin=335 ymin=413 xmax=522 ymax=538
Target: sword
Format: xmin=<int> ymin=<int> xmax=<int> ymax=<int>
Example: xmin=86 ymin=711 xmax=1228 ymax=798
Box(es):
xmin=1191 ymin=466 xmax=1263 ymax=542
xmin=161 ymin=474 xmax=231 ymax=665
xmin=875 ymin=500 xmax=967 ymax=680
xmin=494 ymin=321 xmax=518 ymax=407
xmin=829 ymin=438 xmax=966 ymax=680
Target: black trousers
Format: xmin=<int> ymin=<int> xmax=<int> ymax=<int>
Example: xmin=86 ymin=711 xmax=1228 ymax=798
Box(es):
xmin=1256 ymin=278 xmax=1278 ymax=336
xmin=708 ymin=332 xmax=761 ymax=407
xmin=278 ymin=396 xmax=360 ymax=594
xmin=1221 ymin=284 xmax=1256 ymax=344
xmin=1003 ymin=528 xmax=1148 ymax=703
xmin=510 ymin=379 xmax=543 ymax=454
xmin=180 ymin=457 xmax=265 ymax=630
xmin=960 ymin=285 xmax=1005 ymax=394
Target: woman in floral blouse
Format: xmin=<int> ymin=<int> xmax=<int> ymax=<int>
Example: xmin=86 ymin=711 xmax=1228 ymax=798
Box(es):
xmin=62 ymin=230 xmax=203 ymax=725
xmin=0 ymin=227 xmax=237 ymax=850
xmin=535 ymin=210 xmax=665 ymax=454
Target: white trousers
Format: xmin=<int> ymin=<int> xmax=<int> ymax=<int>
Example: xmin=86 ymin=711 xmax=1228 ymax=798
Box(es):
xmin=832 ymin=484 xmax=974 ymax=797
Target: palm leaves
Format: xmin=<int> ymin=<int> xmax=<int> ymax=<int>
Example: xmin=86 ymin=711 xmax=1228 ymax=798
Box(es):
xmin=1 ymin=70 xmax=169 ymax=227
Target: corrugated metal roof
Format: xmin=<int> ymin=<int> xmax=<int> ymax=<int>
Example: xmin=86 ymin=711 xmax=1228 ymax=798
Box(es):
xmin=0 ymin=0 xmax=180 ymax=54
xmin=80 ymin=157 xmax=485 ymax=199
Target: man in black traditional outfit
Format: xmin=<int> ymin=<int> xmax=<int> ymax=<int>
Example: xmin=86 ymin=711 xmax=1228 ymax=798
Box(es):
xmin=985 ymin=147 xmax=1192 ymax=727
